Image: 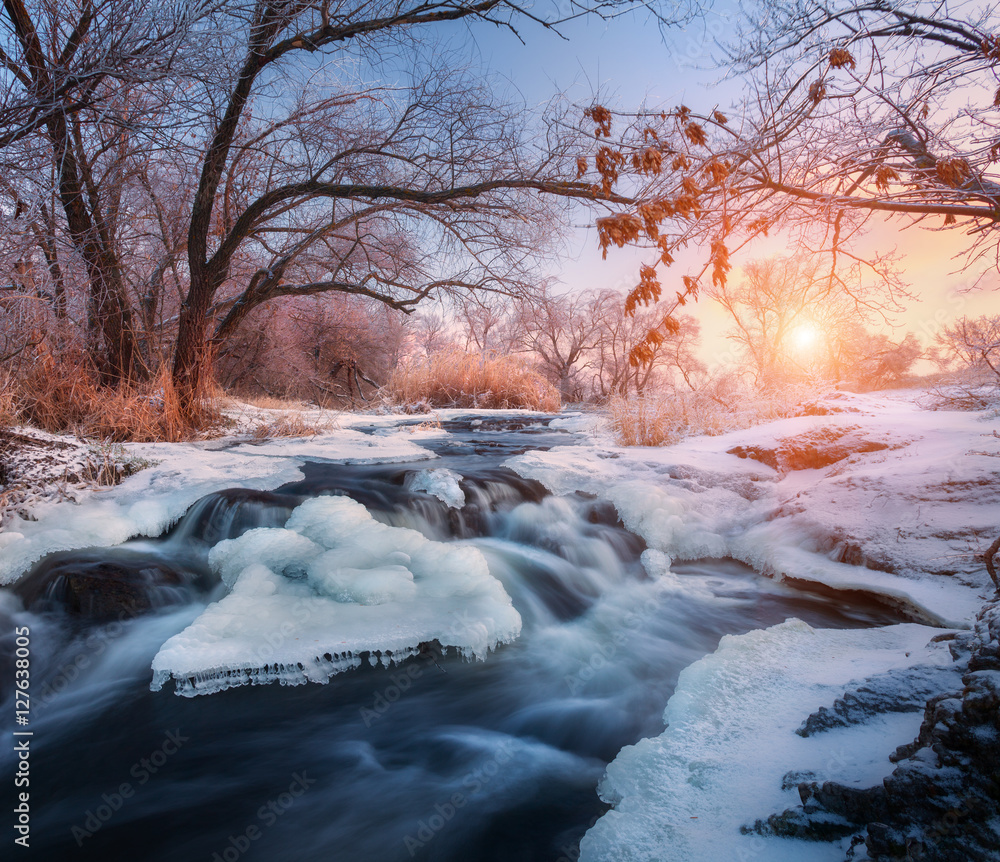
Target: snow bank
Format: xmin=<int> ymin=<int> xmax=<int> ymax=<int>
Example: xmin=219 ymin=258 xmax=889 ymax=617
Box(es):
xmin=509 ymin=392 xmax=997 ymax=628
xmin=580 ymin=620 xmax=958 ymax=862
xmin=150 ymin=496 xmax=521 ymax=696
xmin=0 ymin=428 xmax=434 ymax=586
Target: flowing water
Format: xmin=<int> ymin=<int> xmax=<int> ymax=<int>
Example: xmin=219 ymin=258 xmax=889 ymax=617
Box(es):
xmin=0 ymin=419 xmax=905 ymax=862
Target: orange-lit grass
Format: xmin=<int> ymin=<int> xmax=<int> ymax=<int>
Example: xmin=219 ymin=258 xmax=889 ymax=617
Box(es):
xmin=384 ymin=352 xmax=561 ymax=412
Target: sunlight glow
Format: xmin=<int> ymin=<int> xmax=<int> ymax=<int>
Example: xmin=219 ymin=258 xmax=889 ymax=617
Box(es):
xmin=790 ymin=324 xmax=821 ymax=352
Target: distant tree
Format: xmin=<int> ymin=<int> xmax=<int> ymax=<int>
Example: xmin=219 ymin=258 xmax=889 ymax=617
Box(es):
xmin=455 ymin=295 xmax=519 ymax=359
xmin=827 ymin=326 xmax=922 ymax=389
xmin=575 ymin=0 xmax=997 ymax=365
xmin=514 ymin=285 xmax=604 ymax=401
xmin=934 ymin=315 xmax=1000 ymax=383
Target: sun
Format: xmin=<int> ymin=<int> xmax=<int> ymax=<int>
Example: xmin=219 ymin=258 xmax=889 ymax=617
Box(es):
xmin=789 ymin=323 xmax=821 ymax=352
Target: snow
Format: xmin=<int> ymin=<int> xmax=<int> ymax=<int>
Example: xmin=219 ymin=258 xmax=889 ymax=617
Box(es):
xmin=508 ymin=391 xmax=999 ymax=628
xmin=150 ymin=496 xmax=521 ymax=695
xmin=0 ymin=425 xmax=435 ymax=586
xmin=579 ymin=619 xmax=960 ymax=862
xmin=405 ymin=467 xmax=466 ymax=508
xmin=3 ymin=390 xmax=997 ymax=858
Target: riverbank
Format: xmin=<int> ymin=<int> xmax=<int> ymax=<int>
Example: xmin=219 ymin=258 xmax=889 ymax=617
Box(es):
xmin=1 ymin=389 xmax=998 ymax=861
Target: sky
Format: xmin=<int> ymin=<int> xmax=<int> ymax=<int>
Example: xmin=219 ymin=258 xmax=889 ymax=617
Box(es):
xmin=434 ymin=3 xmax=998 ymax=368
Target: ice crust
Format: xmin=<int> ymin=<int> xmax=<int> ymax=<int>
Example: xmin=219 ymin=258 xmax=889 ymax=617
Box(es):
xmin=150 ymin=496 xmax=521 ymax=696
xmin=580 ymin=619 xmax=958 ymax=862
xmin=405 ymin=467 xmax=466 ymax=508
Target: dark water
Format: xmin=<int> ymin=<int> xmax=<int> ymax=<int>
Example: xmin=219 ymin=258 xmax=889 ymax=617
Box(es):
xmin=0 ymin=419 xmax=906 ymax=862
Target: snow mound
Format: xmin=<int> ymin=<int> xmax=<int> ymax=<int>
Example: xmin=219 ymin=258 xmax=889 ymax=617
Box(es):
xmin=405 ymin=467 xmax=466 ymax=508
xmin=150 ymin=496 xmax=521 ymax=696
xmin=580 ymin=620 xmax=957 ymax=862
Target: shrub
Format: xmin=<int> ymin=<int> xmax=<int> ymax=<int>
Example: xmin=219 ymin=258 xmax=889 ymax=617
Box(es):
xmin=383 ymin=351 xmax=561 ymax=412
xmin=610 ymin=377 xmax=812 ymax=446
xmin=3 ymin=352 xmax=221 ymax=442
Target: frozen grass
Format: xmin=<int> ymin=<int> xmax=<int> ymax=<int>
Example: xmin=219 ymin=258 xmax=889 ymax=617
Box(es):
xmin=610 ymin=381 xmax=813 ymax=446
xmin=2 ymin=356 xmax=222 ymax=442
xmin=383 ymin=351 xmax=561 ymax=412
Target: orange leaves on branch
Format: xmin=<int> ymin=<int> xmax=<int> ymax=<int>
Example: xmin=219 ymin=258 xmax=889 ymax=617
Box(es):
xmin=994 ymin=85 xmax=1000 ymax=107
xmin=658 ymin=236 xmax=675 ymax=266
xmin=681 ymin=176 xmax=701 ymax=196
xmin=643 ymin=127 xmax=660 ymax=143
xmin=936 ymin=157 xmax=971 ymax=187
xmin=676 ymin=105 xmax=692 ymax=125
xmin=944 ymin=213 xmax=957 ymax=225
xmin=596 ymin=145 xmax=627 ymax=194
xmin=712 ymin=110 xmax=728 ymax=125
xmin=674 ymin=194 xmax=701 ymax=219
xmin=628 ymin=331 xmax=662 ymax=367
xmin=576 ymin=156 xmax=588 ymax=178
xmin=584 ymin=105 xmax=613 ymax=137
xmin=684 ymin=122 xmax=707 ymax=147
xmin=597 ymin=214 xmax=643 ymax=258
xmin=709 ymin=240 xmax=730 ymax=288
xmin=639 ymin=200 xmax=674 ymax=239
xmin=702 ymin=159 xmax=729 ymax=186
xmin=628 ymin=315 xmax=681 ymax=367
xmin=808 ymin=80 xmax=826 ymax=104
xmin=625 ymin=264 xmax=662 ymax=316
xmin=874 ymin=164 xmax=899 ymax=191
xmin=671 ymin=154 xmax=691 ymax=171
xmin=828 ymin=47 xmax=856 ymax=69
xmin=982 ymin=36 xmax=1000 ymax=61
xmin=632 ymin=147 xmax=664 ymax=175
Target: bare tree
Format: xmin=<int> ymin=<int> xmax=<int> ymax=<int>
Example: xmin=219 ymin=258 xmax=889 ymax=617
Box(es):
xmin=168 ymin=0 xmax=696 ymax=408
xmin=0 ymin=0 xmax=223 ymax=382
xmin=934 ymin=315 xmax=1000 ymax=384
xmin=514 ymin=284 xmax=605 ymax=400
xmin=4 ymin=0 xmax=700 ymax=412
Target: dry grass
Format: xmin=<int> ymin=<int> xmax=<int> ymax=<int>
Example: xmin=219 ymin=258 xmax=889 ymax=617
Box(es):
xmin=384 ymin=352 xmax=561 ymax=412
xmin=247 ymin=412 xmax=329 ymax=441
xmin=221 ymin=392 xmax=314 ymax=411
xmin=3 ymin=354 xmax=223 ymax=442
xmin=610 ymin=380 xmax=811 ymax=446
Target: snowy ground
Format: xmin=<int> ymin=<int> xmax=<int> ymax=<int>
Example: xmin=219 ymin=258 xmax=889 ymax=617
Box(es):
xmin=2 ymin=389 xmax=998 ymax=861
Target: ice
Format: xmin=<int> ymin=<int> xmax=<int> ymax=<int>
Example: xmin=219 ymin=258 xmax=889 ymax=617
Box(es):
xmin=151 ymin=496 xmax=521 ymax=696
xmin=405 ymin=468 xmax=466 ymax=508
xmin=580 ymin=620 xmax=958 ymax=862
xmin=0 ymin=427 xmax=435 ymax=586
xmin=209 ymin=527 xmax=324 ymax=587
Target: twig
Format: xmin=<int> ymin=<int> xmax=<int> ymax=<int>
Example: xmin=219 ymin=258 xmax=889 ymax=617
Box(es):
xmin=986 ymin=535 xmax=1000 ymax=591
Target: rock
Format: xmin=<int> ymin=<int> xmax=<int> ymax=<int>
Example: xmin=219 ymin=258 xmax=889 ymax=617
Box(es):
xmin=727 ymin=425 xmax=899 ymax=473
xmin=13 ymin=549 xmax=210 ymax=620
xmin=753 ymin=600 xmax=1000 ymax=861
xmin=796 ymin=665 xmax=962 ymax=737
